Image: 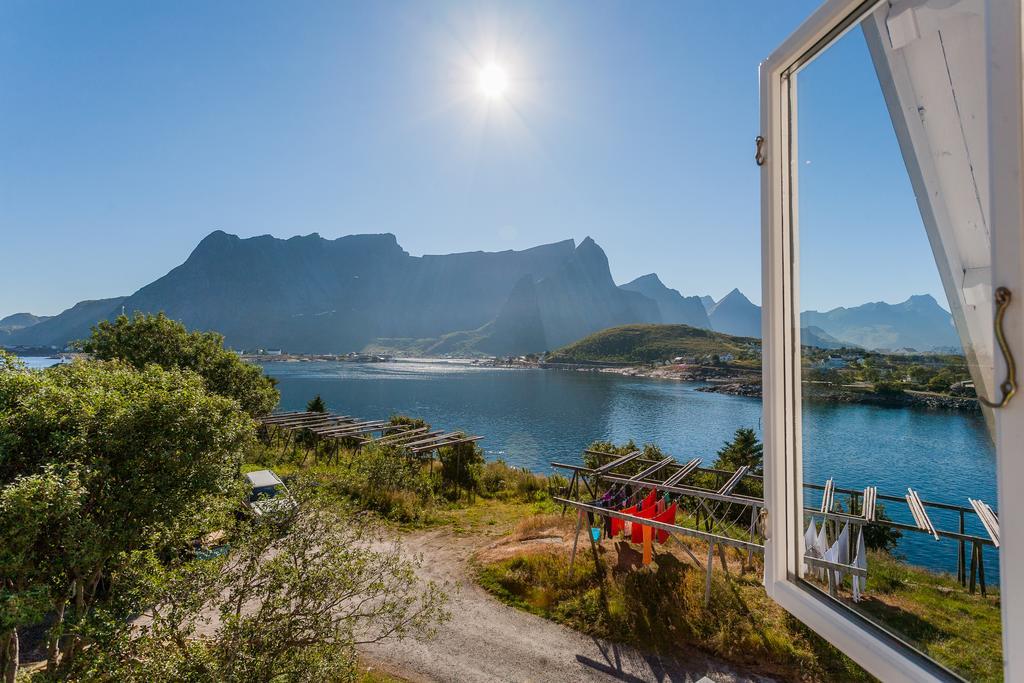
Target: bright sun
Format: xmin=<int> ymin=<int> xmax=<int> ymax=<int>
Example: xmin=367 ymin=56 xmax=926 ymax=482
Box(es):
xmin=478 ymin=62 xmax=508 ymax=99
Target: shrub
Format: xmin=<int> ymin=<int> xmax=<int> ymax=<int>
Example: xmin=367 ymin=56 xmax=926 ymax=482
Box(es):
xmin=437 ymin=440 xmax=484 ymax=498
xmin=81 ymin=312 xmax=279 ymax=417
xmin=480 ymin=460 xmax=550 ymax=501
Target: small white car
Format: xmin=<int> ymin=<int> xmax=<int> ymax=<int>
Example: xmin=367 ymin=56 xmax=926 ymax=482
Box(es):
xmin=243 ymin=469 xmax=296 ymax=518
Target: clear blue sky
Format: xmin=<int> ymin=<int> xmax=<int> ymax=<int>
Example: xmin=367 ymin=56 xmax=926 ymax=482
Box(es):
xmin=0 ymin=0 xmax=946 ymax=319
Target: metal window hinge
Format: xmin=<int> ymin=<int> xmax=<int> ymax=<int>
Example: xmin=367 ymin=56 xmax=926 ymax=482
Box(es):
xmin=754 ymin=136 xmax=766 ymax=166
xmin=980 ymin=286 xmax=1017 ymax=409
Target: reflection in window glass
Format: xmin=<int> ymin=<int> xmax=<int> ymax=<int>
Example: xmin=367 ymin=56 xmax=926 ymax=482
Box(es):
xmin=793 ymin=15 xmax=1000 ymax=679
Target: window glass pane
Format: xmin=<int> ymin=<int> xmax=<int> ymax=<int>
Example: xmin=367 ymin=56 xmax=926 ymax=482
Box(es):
xmin=793 ymin=12 xmax=1001 ymax=679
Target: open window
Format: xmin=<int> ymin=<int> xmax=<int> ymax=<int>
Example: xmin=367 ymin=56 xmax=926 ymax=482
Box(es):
xmin=761 ymin=0 xmax=1024 ymax=679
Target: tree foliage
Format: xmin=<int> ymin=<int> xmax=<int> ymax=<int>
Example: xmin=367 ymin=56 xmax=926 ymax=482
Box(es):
xmin=306 ymin=394 xmax=327 ymax=413
xmin=438 ymin=440 xmax=485 ymax=499
xmin=713 ymin=427 xmax=763 ymax=474
xmin=71 ymin=492 xmax=449 ymax=683
xmin=81 ymin=313 xmax=279 ymax=417
xmin=0 ymin=359 xmax=253 ymax=678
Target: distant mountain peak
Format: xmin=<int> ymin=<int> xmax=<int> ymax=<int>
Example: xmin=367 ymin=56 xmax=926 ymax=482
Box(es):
xmin=620 ymin=273 xmax=711 ymax=330
xmin=629 ymin=273 xmax=664 ymax=287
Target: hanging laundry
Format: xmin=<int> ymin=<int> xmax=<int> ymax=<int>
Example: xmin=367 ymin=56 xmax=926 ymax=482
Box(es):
xmin=631 ymin=505 xmax=657 ymax=544
xmin=654 ymin=502 xmax=679 ymax=543
xmin=611 ymin=505 xmax=638 ymax=537
xmin=814 ymin=521 xmax=830 ymax=580
xmin=803 ymin=518 xmax=819 ymax=574
xmin=853 ymin=527 xmax=867 ymax=602
xmin=642 ymin=525 xmax=653 ymax=565
xmin=833 ymin=523 xmax=850 ymax=585
xmin=640 ymin=489 xmax=657 ymax=511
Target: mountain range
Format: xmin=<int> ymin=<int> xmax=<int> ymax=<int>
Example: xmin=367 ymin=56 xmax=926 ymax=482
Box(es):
xmin=4 ymin=231 xmax=960 ymax=355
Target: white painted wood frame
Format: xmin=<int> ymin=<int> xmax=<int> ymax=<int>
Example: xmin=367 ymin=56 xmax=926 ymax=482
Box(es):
xmin=760 ymin=0 xmax=1022 ymax=679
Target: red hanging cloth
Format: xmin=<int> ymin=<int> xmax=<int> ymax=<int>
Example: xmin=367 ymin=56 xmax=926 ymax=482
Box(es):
xmin=654 ymin=502 xmax=679 ymax=544
xmin=640 ymin=489 xmax=657 ymax=511
xmin=611 ymin=505 xmax=637 ymax=537
xmin=631 ymin=505 xmax=657 ymax=544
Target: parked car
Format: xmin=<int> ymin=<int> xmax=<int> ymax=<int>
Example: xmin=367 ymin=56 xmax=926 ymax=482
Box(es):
xmin=243 ymin=469 xmax=296 ymax=518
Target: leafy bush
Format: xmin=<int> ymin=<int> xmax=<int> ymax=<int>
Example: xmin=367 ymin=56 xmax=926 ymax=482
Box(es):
xmin=389 ymin=414 xmax=430 ymax=431
xmin=437 ymin=439 xmax=485 ymax=499
xmin=81 ymin=312 xmax=279 ymax=417
xmin=480 ymin=460 xmax=551 ymax=501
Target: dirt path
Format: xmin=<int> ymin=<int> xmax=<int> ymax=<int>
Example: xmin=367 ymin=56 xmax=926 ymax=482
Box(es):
xmin=359 ymin=527 xmax=773 ymax=683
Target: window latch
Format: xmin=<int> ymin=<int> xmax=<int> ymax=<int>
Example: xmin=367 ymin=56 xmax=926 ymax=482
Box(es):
xmin=754 ymin=136 xmax=766 ymax=166
xmin=980 ymin=286 xmax=1017 ymax=409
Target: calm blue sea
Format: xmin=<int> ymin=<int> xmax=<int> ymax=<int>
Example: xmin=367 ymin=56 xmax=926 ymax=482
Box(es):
xmin=263 ymin=358 xmax=998 ymax=579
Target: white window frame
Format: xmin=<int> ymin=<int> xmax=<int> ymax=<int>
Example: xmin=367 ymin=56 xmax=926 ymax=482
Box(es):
xmin=760 ymin=0 xmax=1024 ymax=680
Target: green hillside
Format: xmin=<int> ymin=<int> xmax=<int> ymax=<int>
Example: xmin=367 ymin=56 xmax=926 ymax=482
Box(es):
xmin=546 ymin=324 xmax=760 ymax=364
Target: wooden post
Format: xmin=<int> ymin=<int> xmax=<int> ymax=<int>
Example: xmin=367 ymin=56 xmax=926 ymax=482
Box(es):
xmin=562 ymin=472 xmax=577 ymax=516
xmin=970 ymin=542 xmax=978 ymax=594
xmin=978 ymin=543 xmax=987 ymax=597
xmin=704 ymin=542 xmax=715 ymax=606
xmin=568 ymin=512 xmax=584 ymax=580
xmin=589 ymin=521 xmax=606 ymax=578
xmin=959 ymin=510 xmax=967 ymax=586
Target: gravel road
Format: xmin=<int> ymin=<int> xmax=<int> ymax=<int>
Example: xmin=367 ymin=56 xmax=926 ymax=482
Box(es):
xmin=359 ymin=527 xmax=774 ymax=683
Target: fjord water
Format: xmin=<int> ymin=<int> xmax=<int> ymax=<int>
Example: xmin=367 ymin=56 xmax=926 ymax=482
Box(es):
xmin=264 ymin=358 xmax=997 ymax=578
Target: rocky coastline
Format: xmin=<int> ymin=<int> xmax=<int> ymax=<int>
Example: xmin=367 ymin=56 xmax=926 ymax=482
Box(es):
xmin=698 ymin=381 xmax=980 ymax=412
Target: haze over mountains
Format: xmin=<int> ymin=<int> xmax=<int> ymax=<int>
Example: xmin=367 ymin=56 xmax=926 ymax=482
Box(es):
xmin=5 ymin=231 xmax=960 ymax=355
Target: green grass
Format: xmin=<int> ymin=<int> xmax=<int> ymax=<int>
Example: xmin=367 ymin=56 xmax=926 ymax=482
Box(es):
xmin=475 ymin=529 xmax=1004 ymax=682
xmin=476 ymin=547 xmax=871 ymax=681
xmin=851 ymin=551 xmax=1002 ymax=681
xmin=545 ymin=324 xmax=759 ymax=364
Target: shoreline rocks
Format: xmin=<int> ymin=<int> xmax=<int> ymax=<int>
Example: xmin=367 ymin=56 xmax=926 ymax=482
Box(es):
xmin=697 ymin=382 xmax=981 ymax=413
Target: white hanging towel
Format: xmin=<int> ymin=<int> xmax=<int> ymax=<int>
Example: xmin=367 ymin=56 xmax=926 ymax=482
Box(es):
xmin=853 ymin=527 xmax=867 ymax=602
xmin=833 ymin=523 xmax=850 ymax=585
xmin=803 ymin=518 xmax=819 ymax=574
xmin=814 ymin=522 xmax=830 ymax=580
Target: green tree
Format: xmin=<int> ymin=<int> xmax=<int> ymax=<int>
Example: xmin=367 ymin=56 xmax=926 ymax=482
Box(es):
xmin=74 ymin=491 xmax=449 ymax=682
xmin=0 ymin=359 xmax=252 ymax=677
xmin=81 ymin=312 xmax=279 ymax=417
xmin=713 ymin=427 xmax=764 ymax=474
xmin=0 ymin=464 xmax=86 ymax=682
xmin=306 ymin=394 xmax=327 ymax=413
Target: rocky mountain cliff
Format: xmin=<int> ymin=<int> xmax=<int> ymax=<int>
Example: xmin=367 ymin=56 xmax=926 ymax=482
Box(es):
xmin=4 ymin=231 xmax=963 ymax=355
xmin=708 ymin=289 xmax=762 ymax=338
xmin=7 ymin=232 xmax=657 ymax=354
xmin=619 ymin=274 xmax=711 ymax=330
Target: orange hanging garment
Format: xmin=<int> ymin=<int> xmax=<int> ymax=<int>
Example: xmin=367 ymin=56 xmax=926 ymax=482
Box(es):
xmin=654 ymin=502 xmax=679 ymax=543
xmin=642 ymin=525 xmax=653 ymax=565
xmin=631 ymin=505 xmax=657 ymax=544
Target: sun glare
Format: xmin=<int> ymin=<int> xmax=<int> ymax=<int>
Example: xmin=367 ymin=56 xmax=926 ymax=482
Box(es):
xmin=478 ymin=62 xmax=508 ymax=99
